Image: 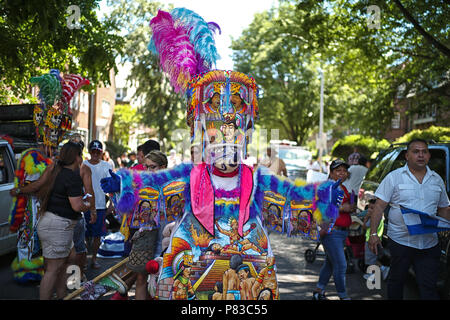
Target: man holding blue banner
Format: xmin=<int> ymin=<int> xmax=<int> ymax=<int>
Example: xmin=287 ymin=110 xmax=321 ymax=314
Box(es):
xmin=368 ymin=139 xmax=450 ymax=299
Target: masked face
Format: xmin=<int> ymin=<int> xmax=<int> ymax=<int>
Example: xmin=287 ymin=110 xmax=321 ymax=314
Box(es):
xmin=187 ymin=70 xmax=259 ymax=172
xmin=202 ymin=118 xmax=246 ymax=172
xmin=34 ymin=108 xmax=44 ymax=125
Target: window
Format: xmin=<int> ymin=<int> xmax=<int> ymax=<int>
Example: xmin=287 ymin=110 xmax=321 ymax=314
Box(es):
xmin=115 ymin=88 xmax=128 ymax=100
xmin=101 ymin=100 xmax=110 ymax=117
xmin=80 ymin=92 xmax=89 ymax=113
xmin=71 ymin=91 xmax=79 ymax=111
xmin=391 ymin=112 xmax=401 ymax=129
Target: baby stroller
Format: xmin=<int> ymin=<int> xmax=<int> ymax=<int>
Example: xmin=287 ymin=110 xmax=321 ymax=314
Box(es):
xmin=344 ymin=216 xmax=366 ymax=273
xmin=304 ymin=216 xmax=366 ymax=274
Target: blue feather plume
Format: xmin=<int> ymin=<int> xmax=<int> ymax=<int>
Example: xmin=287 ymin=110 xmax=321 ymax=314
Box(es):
xmin=170 ymin=7 xmax=221 ymax=69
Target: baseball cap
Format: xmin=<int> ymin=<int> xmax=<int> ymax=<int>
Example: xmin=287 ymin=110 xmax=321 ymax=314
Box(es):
xmin=329 ymin=159 xmax=350 ymax=171
xmin=142 ymin=139 xmax=161 ymax=154
xmin=88 ymin=140 xmax=103 ymax=151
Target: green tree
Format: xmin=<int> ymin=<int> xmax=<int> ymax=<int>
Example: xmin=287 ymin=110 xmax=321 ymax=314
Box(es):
xmin=394 ymin=126 xmax=450 ymax=144
xmin=107 ymin=0 xmax=185 ymax=151
xmin=110 ymin=103 xmax=141 ymax=148
xmin=232 ymin=0 xmax=449 ymax=143
xmin=231 ymin=1 xmax=391 ymax=144
xmin=0 ymin=0 xmax=123 ymax=102
xmin=345 ymin=0 xmax=450 ymax=116
xmin=231 ymin=7 xmax=336 ymax=145
xmin=331 ymin=134 xmax=390 ymax=160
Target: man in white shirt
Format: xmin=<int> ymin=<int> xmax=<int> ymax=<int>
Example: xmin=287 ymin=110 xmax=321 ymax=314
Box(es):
xmin=83 ymin=140 xmax=113 ymax=268
xmin=343 ymin=156 xmax=369 ymax=201
xmin=368 ymin=139 xmax=450 ymax=299
xmin=259 ymin=147 xmax=287 ymax=177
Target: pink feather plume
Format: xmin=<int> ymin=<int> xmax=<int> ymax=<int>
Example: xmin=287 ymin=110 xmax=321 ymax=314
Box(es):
xmin=150 ymin=10 xmax=198 ymax=93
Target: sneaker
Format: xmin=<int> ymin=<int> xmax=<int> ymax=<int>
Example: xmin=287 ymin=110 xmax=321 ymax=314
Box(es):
xmin=312 ymin=292 xmax=328 ymax=300
xmin=363 ymin=273 xmax=375 ymax=280
xmin=381 ymin=266 xmax=390 ymax=281
xmin=110 ymin=291 xmax=128 ymax=300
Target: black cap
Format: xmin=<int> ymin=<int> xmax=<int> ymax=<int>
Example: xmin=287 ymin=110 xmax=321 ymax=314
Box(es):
xmin=142 ymin=139 xmax=161 ymax=155
xmin=330 ymin=159 xmax=350 ymax=171
xmin=88 ymin=140 xmax=103 ymax=151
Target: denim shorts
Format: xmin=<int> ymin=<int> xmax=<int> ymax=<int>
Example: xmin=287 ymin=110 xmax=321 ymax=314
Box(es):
xmin=84 ymin=209 xmax=107 ymax=238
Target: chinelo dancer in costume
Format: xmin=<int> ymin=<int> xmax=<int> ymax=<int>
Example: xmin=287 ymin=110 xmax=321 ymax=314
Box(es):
xmin=9 ymin=69 xmax=89 ymax=284
xmin=100 ymin=7 xmax=344 ymax=300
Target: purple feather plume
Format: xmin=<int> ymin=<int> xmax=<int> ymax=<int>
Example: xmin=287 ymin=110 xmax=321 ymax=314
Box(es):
xmin=208 ymin=21 xmax=221 ymax=35
xmin=148 ymin=8 xmax=221 ymax=93
xmin=150 ymin=10 xmax=198 ymax=93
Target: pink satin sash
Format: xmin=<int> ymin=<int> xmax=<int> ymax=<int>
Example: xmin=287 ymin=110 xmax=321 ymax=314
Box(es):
xmin=190 ymin=163 xmax=253 ymax=237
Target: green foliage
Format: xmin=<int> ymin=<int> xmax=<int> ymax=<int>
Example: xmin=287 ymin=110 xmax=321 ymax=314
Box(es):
xmin=104 ymin=140 xmax=128 ymax=163
xmin=393 ymin=126 xmax=450 ymax=144
xmin=331 ymin=135 xmax=390 ymax=160
xmin=107 ymin=0 xmax=185 ymax=151
xmin=110 ymin=104 xmax=141 ymax=148
xmin=0 ymin=0 xmax=123 ymax=101
xmin=232 ymin=0 xmax=449 ymax=143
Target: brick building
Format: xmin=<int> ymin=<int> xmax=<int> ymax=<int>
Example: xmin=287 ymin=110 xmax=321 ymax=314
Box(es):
xmin=384 ymin=84 xmax=450 ymax=141
xmin=71 ymin=69 xmax=116 ymax=147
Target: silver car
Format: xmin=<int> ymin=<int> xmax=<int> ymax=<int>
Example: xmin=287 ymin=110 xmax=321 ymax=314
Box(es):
xmin=0 ymin=139 xmax=17 ymax=255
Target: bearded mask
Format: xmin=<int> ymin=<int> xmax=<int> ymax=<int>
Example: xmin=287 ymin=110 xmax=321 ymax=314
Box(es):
xmin=186 ymin=70 xmax=259 ymax=171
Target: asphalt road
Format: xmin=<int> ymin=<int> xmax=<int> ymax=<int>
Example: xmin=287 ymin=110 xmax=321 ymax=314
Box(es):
xmin=269 ymin=231 xmax=420 ymax=300
xmin=0 ymin=231 xmax=420 ymax=300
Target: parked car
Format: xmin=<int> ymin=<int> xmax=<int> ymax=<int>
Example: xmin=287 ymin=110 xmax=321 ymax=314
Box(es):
xmin=277 ymin=145 xmax=312 ymax=181
xmin=0 ymin=138 xmax=17 ymax=255
xmin=359 ymin=141 xmax=450 ymax=299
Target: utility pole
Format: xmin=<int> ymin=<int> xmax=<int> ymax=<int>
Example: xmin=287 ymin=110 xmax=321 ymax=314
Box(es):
xmin=318 ymin=69 xmax=325 ymax=172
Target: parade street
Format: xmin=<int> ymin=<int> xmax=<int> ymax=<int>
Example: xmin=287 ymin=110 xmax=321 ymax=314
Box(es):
xmin=1 ymin=0 xmax=448 ymax=303
xmin=0 ymin=231 xmax=420 ymax=300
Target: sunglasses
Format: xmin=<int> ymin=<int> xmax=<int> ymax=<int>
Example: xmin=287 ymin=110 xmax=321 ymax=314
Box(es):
xmin=145 ymin=164 xmax=159 ymax=170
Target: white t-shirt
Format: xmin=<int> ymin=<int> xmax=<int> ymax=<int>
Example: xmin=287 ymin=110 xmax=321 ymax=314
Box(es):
xmin=374 ymin=164 xmax=450 ymax=249
xmin=306 ymin=169 xmax=328 ymax=183
xmin=82 ymin=160 xmax=113 ymax=209
xmin=343 ymin=164 xmax=368 ymax=194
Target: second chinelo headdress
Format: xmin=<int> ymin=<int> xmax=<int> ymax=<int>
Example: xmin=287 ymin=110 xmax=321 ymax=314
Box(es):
xmin=30 ymin=69 xmax=89 ymax=151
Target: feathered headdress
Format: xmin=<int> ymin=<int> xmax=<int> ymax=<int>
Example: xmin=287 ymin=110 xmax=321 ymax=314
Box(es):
xmin=148 ymin=7 xmax=260 ymax=164
xmin=29 ymin=69 xmax=89 ymax=148
xmin=148 ymin=7 xmax=221 ymax=94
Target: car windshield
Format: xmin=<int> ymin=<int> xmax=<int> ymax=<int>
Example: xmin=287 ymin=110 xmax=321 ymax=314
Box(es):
xmin=278 ymin=148 xmax=311 ymax=161
xmin=365 ymin=148 xmax=400 ymax=183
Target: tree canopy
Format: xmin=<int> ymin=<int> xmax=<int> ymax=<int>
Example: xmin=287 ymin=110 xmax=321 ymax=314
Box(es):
xmin=231 ymin=0 xmax=449 ymax=145
xmin=0 ymin=0 xmax=123 ymax=102
xmin=107 ymin=0 xmax=185 ymax=151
